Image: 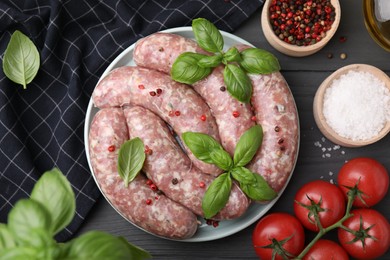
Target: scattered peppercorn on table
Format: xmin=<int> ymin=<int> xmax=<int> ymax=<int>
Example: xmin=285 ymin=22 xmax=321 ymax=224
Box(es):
xmin=78 ymin=1 xmax=390 ymax=259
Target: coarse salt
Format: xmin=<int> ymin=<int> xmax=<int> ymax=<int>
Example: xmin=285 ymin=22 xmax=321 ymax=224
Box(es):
xmin=323 ymin=70 xmax=390 ymax=141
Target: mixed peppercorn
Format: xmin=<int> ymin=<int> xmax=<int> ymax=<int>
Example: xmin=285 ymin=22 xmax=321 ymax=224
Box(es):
xmin=269 ymin=0 xmax=336 ymax=46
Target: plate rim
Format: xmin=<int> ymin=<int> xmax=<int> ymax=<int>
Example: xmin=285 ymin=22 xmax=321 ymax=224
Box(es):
xmin=84 ymin=27 xmax=300 ymax=242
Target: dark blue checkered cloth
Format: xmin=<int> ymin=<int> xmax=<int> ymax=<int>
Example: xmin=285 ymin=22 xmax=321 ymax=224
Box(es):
xmin=0 ymin=0 xmax=264 ymax=241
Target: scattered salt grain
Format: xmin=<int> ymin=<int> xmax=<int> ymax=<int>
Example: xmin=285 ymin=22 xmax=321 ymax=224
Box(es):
xmin=313 ymin=136 xmax=347 ymax=158
xmin=323 ymin=70 xmax=390 ymax=141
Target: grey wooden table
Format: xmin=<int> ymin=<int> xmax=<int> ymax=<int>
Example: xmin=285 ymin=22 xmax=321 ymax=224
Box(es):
xmin=77 ymin=1 xmax=390 ymax=259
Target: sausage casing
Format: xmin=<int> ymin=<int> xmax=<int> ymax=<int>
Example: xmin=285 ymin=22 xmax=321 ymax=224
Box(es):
xmin=123 ymin=105 xmax=250 ymax=220
xmin=89 ymin=107 xmax=198 ymax=239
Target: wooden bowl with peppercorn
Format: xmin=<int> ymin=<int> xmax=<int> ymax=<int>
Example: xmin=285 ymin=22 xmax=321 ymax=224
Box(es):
xmin=261 ymin=0 xmax=341 ymax=57
xmin=313 ymin=64 xmax=390 ymax=147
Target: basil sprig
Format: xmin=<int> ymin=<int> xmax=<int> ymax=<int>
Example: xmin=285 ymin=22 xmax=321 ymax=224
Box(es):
xmin=118 ymin=138 xmax=146 ymax=187
xmin=182 ymin=125 xmax=277 ymax=219
xmin=2 ymin=30 xmax=40 ymax=89
xmin=0 ymin=168 xmax=151 ymax=259
xmin=171 ymin=18 xmax=280 ymax=103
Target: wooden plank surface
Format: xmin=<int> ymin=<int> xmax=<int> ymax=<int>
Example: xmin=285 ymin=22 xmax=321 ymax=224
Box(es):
xmin=77 ymin=1 xmax=390 ymax=259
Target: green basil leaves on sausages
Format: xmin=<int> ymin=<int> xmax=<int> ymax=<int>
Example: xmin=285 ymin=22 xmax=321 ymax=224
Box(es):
xmin=183 ymin=125 xmax=277 ymax=219
xmin=171 ymin=18 xmax=280 ymax=103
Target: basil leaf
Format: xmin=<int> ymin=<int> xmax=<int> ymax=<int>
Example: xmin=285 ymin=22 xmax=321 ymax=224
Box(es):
xmin=0 ymin=224 xmax=16 ymax=250
xmin=182 ymin=132 xmax=224 ymax=164
xmin=192 ymin=18 xmax=224 ymax=53
xmin=118 ymin=237 xmax=152 ymax=260
xmin=209 ymin=149 xmax=233 ymax=171
xmin=240 ymin=48 xmax=280 ymax=74
xmin=198 ymin=54 xmax=222 ymax=68
xmin=30 ymin=168 xmax=75 ymax=235
xmin=64 ymin=231 xmax=151 ymax=260
xmin=171 ymin=52 xmax=212 ymax=84
xmin=230 ymin=166 xmax=257 ymax=185
xmin=233 ymin=125 xmax=263 ymax=167
xmin=223 ymin=47 xmax=241 ymax=64
xmin=223 ymin=63 xmax=252 ymax=103
xmin=0 ymin=247 xmax=38 ymax=260
xmin=202 ymin=173 xmax=232 ymax=219
xmin=2 ymin=30 xmax=40 ymax=89
xmin=24 ymin=228 xmax=56 ymax=250
xmin=8 ymin=199 xmax=52 ymax=246
xmin=118 ymin=138 xmax=146 ymax=187
xmin=240 ymin=173 xmax=277 ymax=201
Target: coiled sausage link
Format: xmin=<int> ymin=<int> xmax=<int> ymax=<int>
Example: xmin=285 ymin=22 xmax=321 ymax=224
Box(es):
xmin=134 ymin=32 xmax=210 ymax=74
xmin=233 ymin=44 xmax=299 ymax=193
xmin=89 ymin=107 xmax=198 ymax=239
xmin=92 ymin=66 xmax=221 ymax=176
xmin=247 ymin=71 xmax=299 ymax=193
xmin=123 ymin=105 xmax=250 ymax=220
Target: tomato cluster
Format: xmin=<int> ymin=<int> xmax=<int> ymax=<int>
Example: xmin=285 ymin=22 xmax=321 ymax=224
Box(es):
xmin=252 ymin=157 xmax=390 ymax=259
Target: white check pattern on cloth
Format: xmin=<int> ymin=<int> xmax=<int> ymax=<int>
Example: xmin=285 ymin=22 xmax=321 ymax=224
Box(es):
xmin=0 ymin=0 xmax=264 ymax=241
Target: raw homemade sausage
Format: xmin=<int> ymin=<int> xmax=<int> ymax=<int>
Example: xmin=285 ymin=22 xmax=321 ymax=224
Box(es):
xmin=192 ymin=66 xmax=255 ymax=155
xmin=123 ymin=105 xmax=250 ymax=220
xmin=236 ymin=44 xmax=299 ymax=193
xmin=248 ymin=71 xmax=299 ymax=192
xmin=133 ymin=32 xmax=255 ymax=155
xmin=92 ymin=66 xmax=221 ymax=176
xmin=88 ymin=107 xmax=198 ymax=239
xmin=134 ymin=32 xmax=210 ymax=74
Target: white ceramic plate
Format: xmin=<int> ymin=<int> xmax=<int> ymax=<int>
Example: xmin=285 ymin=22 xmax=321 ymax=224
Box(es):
xmin=84 ymin=27 xmax=298 ymax=242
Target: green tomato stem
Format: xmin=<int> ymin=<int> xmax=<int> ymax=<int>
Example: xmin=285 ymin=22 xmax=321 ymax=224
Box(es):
xmin=294 ymin=192 xmax=355 ymax=259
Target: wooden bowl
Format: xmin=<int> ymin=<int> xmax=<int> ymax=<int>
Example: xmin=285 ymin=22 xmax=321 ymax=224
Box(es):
xmin=313 ymin=64 xmax=390 ymax=147
xmin=261 ymin=0 xmax=341 ymax=57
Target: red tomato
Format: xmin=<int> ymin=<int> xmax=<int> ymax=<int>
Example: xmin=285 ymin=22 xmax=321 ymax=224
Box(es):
xmin=337 ymin=157 xmax=389 ymax=207
xmin=303 ymin=239 xmax=349 ymax=260
xmin=338 ymin=208 xmax=390 ymax=259
xmin=252 ymin=213 xmax=305 ymax=260
xmin=294 ymin=180 xmax=345 ymax=231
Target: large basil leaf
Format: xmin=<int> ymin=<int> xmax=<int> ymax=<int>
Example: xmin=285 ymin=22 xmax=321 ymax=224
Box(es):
xmin=8 ymin=199 xmax=52 ymax=246
xmin=230 ymin=166 xmax=257 ymax=185
xmin=192 ymin=18 xmax=224 ymax=53
xmin=182 ymin=132 xmax=224 ymax=164
xmin=30 ymin=168 xmax=75 ymax=235
xmin=2 ymin=30 xmax=40 ymax=89
xmin=63 ymin=231 xmax=151 ymax=260
xmin=223 ymin=63 xmax=252 ymax=103
xmin=233 ymin=125 xmax=263 ymax=167
xmin=118 ymin=138 xmax=146 ymax=187
xmin=202 ymin=172 xmax=232 ymax=219
xmin=240 ymin=173 xmax=277 ymax=201
xmin=0 ymin=224 xmax=15 ymax=250
xmin=209 ymin=149 xmax=233 ymax=171
xmin=240 ymin=47 xmax=280 ymax=74
xmin=171 ymin=52 xmax=212 ymax=84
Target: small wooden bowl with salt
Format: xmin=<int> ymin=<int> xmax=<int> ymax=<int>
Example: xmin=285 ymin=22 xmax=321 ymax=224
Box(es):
xmin=313 ymin=64 xmax=390 ymax=147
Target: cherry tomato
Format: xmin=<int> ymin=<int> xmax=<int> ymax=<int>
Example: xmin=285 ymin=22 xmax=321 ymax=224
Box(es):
xmin=338 ymin=208 xmax=390 ymax=259
xmin=294 ymin=180 xmax=345 ymax=231
xmin=337 ymin=157 xmax=389 ymax=207
xmin=252 ymin=213 xmax=305 ymax=260
xmin=302 ymin=239 xmax=349 ymax=260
